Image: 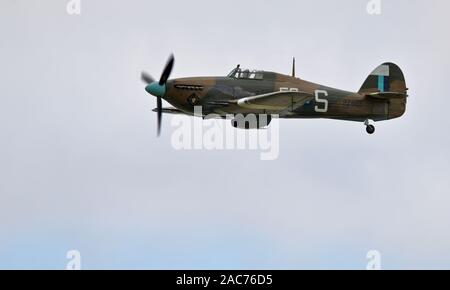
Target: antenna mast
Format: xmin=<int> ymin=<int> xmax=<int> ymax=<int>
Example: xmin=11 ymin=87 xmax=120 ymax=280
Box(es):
xmin=292 ymin=57 xmax=296 ymax=78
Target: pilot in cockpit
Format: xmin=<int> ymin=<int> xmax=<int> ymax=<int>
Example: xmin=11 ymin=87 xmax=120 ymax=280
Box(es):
xmin=240 ymin=69 xmax=250 ymax=79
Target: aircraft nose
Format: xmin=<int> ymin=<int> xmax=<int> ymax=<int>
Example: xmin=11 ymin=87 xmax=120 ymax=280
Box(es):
xmin=145 ymin=82 xmax=166 ymax=97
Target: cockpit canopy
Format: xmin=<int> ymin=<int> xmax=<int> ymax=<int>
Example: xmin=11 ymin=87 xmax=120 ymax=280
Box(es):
xmin=227 ymin=67 xmax=264 ymax=80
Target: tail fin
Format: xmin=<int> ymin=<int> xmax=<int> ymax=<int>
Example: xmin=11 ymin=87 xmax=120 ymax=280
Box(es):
xmin=359 ymin=63 xmax=407 ymax=95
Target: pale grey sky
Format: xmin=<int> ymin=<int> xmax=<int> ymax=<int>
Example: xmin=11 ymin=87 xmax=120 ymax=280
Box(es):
xmin=1 ymin=0 xmax=450 ymax=269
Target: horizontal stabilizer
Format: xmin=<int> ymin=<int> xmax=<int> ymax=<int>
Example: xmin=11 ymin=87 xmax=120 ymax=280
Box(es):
xmin=365 ymin=91 xmax=408 ymax=99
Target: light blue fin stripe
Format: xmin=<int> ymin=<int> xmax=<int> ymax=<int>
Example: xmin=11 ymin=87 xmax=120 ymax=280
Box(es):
xmin=378 ymin=75 xmax=385 ymax=92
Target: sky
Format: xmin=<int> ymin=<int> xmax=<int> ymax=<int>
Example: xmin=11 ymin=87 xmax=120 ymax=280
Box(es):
xmin=1 ymin=0 xmax=450 ymax=269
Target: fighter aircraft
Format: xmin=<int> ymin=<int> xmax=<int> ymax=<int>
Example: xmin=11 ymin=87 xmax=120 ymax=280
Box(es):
xmin=141 ymin=55 xmax=407 ymax=135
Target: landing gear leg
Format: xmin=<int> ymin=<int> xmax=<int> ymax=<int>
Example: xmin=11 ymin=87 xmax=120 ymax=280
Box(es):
xmin=364 ymin=119 xmax=375 ymax=135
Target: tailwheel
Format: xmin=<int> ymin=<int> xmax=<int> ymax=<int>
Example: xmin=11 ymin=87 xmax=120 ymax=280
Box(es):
xmin=366 ymin=124 xmax=375 ymax=135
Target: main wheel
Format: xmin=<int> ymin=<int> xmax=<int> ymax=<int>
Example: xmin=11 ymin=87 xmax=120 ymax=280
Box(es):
xmin=366 ymin=125 xmax=375 ymax=134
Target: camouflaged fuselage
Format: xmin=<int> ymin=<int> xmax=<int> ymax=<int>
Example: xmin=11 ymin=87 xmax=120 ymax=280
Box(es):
xmin=163 ymin=71 xmax=406 ymax=122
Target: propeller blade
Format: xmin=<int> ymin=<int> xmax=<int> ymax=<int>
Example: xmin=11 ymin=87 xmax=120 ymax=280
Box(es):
xmin=157 ymin=97 xmax=162 ymax=137
xmin=159 ymin=54 xmax=174 ymax=85
xmin=141 ymin=71 xmax=155 ymax=84
xmin=142 ymin=54 xmax=175 ymax=136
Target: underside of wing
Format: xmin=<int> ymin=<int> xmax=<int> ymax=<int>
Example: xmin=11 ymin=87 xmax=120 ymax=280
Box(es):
xmin=237 ymin=91 xmax=314 ymax=114
xmin=152 ymin=107 xmax=189 ymax=115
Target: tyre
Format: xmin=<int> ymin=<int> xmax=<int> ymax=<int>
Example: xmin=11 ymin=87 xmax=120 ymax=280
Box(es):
xmin=366 ymin=125 xmax=375 ymax=134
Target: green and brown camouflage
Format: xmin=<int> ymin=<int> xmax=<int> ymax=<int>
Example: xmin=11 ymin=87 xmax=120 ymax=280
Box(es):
xmin=144 ymin=59 xmax=407 ymax=134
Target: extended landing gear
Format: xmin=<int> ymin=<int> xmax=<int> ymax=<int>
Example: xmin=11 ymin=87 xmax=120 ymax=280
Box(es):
xmin=364 ymin=120 xmax=375 ymax=135
xmin=366 ymin=125 xmax=375 ymax=134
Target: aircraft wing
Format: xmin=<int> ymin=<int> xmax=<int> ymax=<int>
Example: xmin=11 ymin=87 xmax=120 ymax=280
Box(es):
xmin=152 ymin=107 xmax=188 ymax=115
xmin=237 ymin=91 xmax=314 ymax=114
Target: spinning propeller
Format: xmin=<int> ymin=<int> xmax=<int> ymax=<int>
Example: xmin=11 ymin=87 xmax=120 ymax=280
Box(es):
xmin=141 ymin=54 xmax=175 ymax=136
